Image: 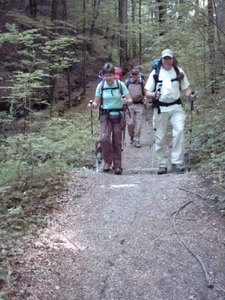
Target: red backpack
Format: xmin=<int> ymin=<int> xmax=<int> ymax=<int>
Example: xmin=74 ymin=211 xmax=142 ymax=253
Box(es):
xmin=114 ymin=67 xmax=123 ymax=80
xmin=97 ymin=66 xmax=122 ymax=81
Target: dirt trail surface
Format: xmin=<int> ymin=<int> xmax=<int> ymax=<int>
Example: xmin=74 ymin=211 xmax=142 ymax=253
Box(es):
xmin=9 ymin=104 xmax=225 ymax=300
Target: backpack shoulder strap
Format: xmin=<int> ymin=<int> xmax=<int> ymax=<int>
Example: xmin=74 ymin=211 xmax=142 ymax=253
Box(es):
xmin=101 ymin=79 xmax=123 ymax=95
xmin=125 ymin=77 xmax=131 ymax=88
xmin=173 ymin=65 xmax=180 ymax=77
xmin=100 ymin=80 xmax=105 ymax=105
xmin=125 ymin=77 xmax=145 ymax=96
xmin=153 ymin=65 xmax=160 ymax=91
xmin=117 ymin=79 xmax=123 ymax=96
xmin=139 ymin=77 xmax=145 ymax=96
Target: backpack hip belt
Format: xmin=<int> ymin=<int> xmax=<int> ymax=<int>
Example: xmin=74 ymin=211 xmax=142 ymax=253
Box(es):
xmin=101 ymin=108 xmax=123 ymax=114
xmin=155 ymin=98 xmax=182 ymax=114
xmin=101 ymin=108 xmax=124 ymax=124
xmin=158 ymin=98 xmax=182 ymax=107
xmin=132 ymin=99 xmax=144 ymax=105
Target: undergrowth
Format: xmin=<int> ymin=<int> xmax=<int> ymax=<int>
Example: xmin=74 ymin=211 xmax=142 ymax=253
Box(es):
xmin=0 ymin=107 xmax=100 ymax=297
xmin=185 ymin=92 xmax=225 ymax=213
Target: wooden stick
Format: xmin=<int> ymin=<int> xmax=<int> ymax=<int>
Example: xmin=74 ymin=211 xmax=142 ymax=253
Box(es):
xmin=178 ymin=187 xmax=207 ymax=200
xmin=172 ymin=200 xmax=213 ymax=288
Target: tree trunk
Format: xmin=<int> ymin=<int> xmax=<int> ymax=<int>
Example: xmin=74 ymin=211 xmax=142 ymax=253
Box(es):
xmin=119 ymin=0 xmax=127 ymax=69
xmin=158 ymin=0 xmax=166 ymax=36
xmin=82 ymin=0 xmax=86 ymax=95
xmin=131 ymin=0 xmax=136 ymax=57
xmin=207 ymin=0 xmax=216 ymax=93
xmin=49 ymin=0 xmax=59 ymax=106
xmin=89 ymin=0 xmax=101 ymax=37
xmin=215 ymin=0 xmax=225 ymax=76
xmin=29 ymin=0 xmax=37 ymax=18
xmin=138 ymin=0 xmax=142 ymax=65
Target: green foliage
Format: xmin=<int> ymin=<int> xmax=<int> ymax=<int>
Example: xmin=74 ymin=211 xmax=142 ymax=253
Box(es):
xmin=185 ymin=91 xmax=225 ymax=210
xmin=0 ymin=109 xmax=98 ymax=296
xmin=0 ymin=23 xmax=82 ymax=115
xmin=0 ymin=113 xmax=94 ymax=186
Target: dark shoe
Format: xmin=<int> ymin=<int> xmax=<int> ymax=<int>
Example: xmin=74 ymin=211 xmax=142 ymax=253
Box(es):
xmin=172 ymin=164 xmax=185 ymax=173
xmin=103 ymin=163 xmax=111 ymax=172
xmin=135 ymin=142 xmax=141 ymax=148
xmin=130 ymin=137 xmax=134 ymax=144
xmin=157 ymin=167 xmax=167 ymax=175
xmin=115 ymin=168 xmax=122 ymax=175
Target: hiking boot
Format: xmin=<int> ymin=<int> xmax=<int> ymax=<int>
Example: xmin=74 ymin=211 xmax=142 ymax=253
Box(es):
xmin=135 ymin=142 xmax=141 ymax=148
xmin=157 ymin=167 xmax=167 ymax=175
xmin=130 ymin=137 xmax=134 ymax=144
xmin=172 ymin=164 xmax=185 ymax=173
xmin=103 ymin=163 xmax=111 ymax=172
xmin=115 ymin=168 xmax=122 ymax=175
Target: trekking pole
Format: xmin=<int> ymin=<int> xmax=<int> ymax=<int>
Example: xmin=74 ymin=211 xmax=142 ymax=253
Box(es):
xmin=151 ymin=88 xmax=161 ymax=167
xmin=89 ymin=100 xmax=96 ymax=170
xmin=152 ymin=129 xmax=156 ymax=168
xmin=121 ymin=126 xmax=124 ymax=152
xmin=144 ymin=103 xmax=151 ymax=145
xmin=188 ymin=91 xmax=195 ymax=169
xmin=121 ymin=114 xmax=126 ymax=152
xmin=89 ymin=100 xmax=94 ymax=148
xmin=121 ymin=97 xmax=127 ymax=152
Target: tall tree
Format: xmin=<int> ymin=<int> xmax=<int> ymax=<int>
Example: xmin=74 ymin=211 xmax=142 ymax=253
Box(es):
xmin=158 ymin=0 xmax=167 ymax=36
xmin=215 ymin=0 xmax=225 ymax=75
xmin=118 ymin=0 xmax=127 ymax=68
xmin=82 ymin=0 xmax=87 ymax=94
xmin=207 ymin=0 xmax=216 ymax=92
xmin=89 ymin=0 xmax=101 ymax=37
xmin=131 ymin=0 xmax=137 ymax=57
xmin=29 ymin=0 xmax=37 ymax=18
xmin=138 ymin=0 xmax=142 ymax=65
xmin=49 ymin=0 xmax=59 ymax=106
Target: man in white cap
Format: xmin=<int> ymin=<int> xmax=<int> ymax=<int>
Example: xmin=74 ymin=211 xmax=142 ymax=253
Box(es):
xmin=145 ymin=49 xmax=196 ymax=174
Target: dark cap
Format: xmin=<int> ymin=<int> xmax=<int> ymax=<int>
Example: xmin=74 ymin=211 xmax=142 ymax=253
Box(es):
xmin=131 ymin=68 xmax=139 ymax=75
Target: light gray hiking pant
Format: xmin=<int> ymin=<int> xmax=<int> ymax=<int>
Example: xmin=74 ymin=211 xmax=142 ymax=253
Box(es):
xmin=126 ymin=103 xmax=144 ymax=143
xmin=154 ymin=105 xmax=186 ymax=167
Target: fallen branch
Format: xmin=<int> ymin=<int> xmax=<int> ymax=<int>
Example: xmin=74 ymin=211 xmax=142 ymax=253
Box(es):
xmin=215 ymin=285 xmax=225 ymax=293
xmin=178 ymin=187 xmax=206 ymax=200
xmin=172 ymin=200 xmax=213 ymax=288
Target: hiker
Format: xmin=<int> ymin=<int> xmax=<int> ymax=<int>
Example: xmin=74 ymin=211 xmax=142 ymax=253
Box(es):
xmin=125 ymin=68 xmax=146 ymax=148
xmin=145 ymin=49 xmax=196 ymax=175
xmin=88 ymin=62 xmax=132 ymax=175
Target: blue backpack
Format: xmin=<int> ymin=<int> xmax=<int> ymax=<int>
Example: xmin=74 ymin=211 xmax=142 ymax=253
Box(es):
xmin=150 ymin=58 xmax=160 ymax=72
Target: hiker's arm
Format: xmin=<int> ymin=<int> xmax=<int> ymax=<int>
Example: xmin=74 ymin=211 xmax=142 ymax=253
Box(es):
xmin=88 ymin=96 xmax=101 ymax=109
xmin=145 ymin=90 xmax=161 ymax=100
xmin=183 ymin=87 xmax=196 ymax=100
xmin=145 ymin=90 xmax=155 ymax=98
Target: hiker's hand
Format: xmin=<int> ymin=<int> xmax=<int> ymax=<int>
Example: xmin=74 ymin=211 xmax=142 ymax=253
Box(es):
xmin=142 ymin=98 xmax=146 ymax=104
xmin=122 ymin=96 xmax=132 ymax=105
xmin=189 ymin=92 xmax=196 ymax=101
xmin=155 ymin=90 xmax=161 ymax=99
xmin=88 ymin=100 xmax=96 ymax=109
xmin=121 ymin=96 xmax=126 ymax=105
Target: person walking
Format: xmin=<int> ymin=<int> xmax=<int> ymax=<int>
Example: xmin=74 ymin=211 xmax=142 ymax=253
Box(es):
xmin=88 ymin=62 xmax=132 ymax=175
xmin=145 ymin=49 xmax=196 ymax=175
xmin=125 ymin=68 xmax=146 ymax=148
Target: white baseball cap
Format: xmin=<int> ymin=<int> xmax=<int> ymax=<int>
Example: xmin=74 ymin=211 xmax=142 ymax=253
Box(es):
xmin=161 ymin=49 xmax=174 ymax=58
